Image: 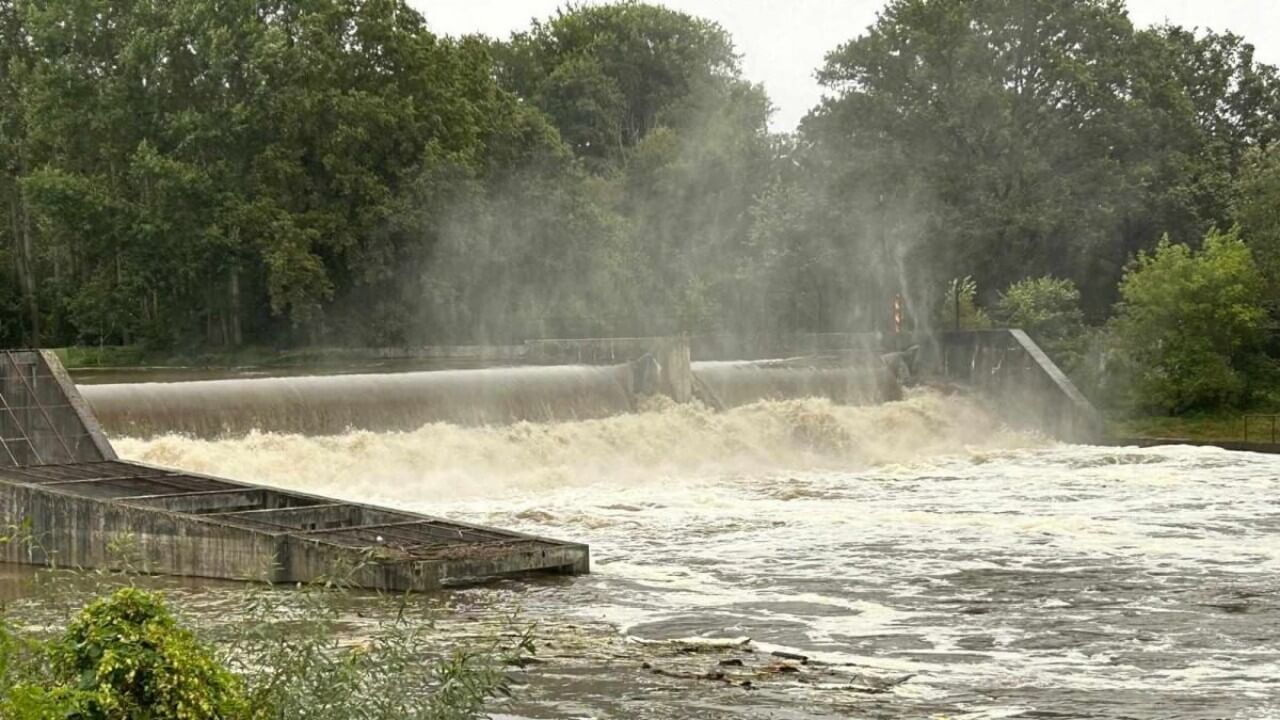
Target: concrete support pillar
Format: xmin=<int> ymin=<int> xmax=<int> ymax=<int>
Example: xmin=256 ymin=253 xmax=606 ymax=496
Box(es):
xmin=659 ymin=335 xmax=693 ymax=403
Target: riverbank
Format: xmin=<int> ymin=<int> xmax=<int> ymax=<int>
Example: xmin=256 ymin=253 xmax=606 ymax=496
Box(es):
xmin=1107 ymin=412 xmax=1280 ymax=444
xmin=1100 ymin=410 xmax=1280 ymax=455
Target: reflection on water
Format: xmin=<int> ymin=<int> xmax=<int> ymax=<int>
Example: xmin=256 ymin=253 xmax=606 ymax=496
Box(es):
xmin=32 ymin=391 xmax=1280 ymax=718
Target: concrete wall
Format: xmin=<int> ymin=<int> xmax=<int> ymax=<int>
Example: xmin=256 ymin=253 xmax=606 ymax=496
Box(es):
xmin=525 ymin=332 xmax=890 ymax=365
xmin=0 ymin=478 xmax=590 ymax=591
xmin=934 ymin=329 xmax=1102 ymax=443
xmin=0 ymin=481 xmax=284 ymax=581
xmin=0 ymin=350 xmax=115 ymax=467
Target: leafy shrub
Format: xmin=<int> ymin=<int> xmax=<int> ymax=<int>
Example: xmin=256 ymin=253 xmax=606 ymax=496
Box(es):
xmin=995 ymin=276 xmax=1085 ymax=369
xmin=1111 ymin=228 xmax=1271 ymax=413
xmin=54 ymin=587 xmax=248 ymax=719
xmin=0 ymin=684 xmax=89 ymax=720
xmin=1 ymin=572 xmax=533 ymax=720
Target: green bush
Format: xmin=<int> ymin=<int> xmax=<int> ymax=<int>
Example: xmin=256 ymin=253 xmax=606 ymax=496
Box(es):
xmin=1 ymin=685 xmax=89 ymax=720
xmin=1111 ymin=228 xmax=1271 ymax=413
xmin=54 ymin=587 xmax=248 ymax=719
xmin=1 ymin=574 xmax=533 ymax=720
xmin=995 ymin=276 xmax=1085 ymax=370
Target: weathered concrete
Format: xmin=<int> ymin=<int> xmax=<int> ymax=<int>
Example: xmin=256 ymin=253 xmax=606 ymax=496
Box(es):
xmin=525 ymin=333 xmax=887 ymax=365
xmin=0 ymin=461 xmax=589 ymax=590
xmin=692 ymin=356 xmax=901 ymax=410
xmin=0 ymin=350 xmax=115 ymax=467
xmin=0 ymin=350 xmax=589 ymax=590
xmin=80 ymin=364 xmax=635 ymax=438
xmin=657 ymin=336 xmax=694 ymax=403
xmin=932 ymin=330 xmax=1103 ymax=443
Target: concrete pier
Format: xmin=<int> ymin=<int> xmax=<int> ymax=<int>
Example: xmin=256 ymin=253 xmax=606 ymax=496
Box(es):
xmin=933 ymin=330 xmax=1102 ymax=442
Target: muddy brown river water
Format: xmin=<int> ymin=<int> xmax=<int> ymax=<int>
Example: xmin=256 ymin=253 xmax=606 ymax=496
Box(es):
xmin=25 ymin=382 xmax=1280 ymax=718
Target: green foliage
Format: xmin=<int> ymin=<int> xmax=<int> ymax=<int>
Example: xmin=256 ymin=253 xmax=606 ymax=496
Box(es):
xmin=54 ymin=588 xmax=248 ymax=719
xmin=1109 ymin=411 xmax=1260 ymax=443
xmin=996 ymin=277 xmax=1084 ymax=338
xmin=1112 ymin=229 xmax=1270 ymax=413
xmin=1 ymin=574 xmax=534 ymax=720
xmin=1234 ymin=145 xmax=1280 ymax=307
xmin=485 ymin=2 xmax=774 ymax=338
xmin=2 ymin=0 xmax=1280 ymax=370
xmin=995 ymin=276 xmax=1085 ymax=368
xmin=221 ymin=574 xmax=533 ymax=720
xmin=938 ymin=277 xmax=992 ymax=331
xmin=498 ymin=1 xmax=741 ymax=169
xmin=1 ymin=684 xmax=89 ymax=720
xmin=806 ymin=0 xmax=1280 ymax=318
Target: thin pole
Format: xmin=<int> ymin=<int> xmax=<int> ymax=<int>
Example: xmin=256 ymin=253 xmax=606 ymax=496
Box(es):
xmin=954 ymin=281 xmax=961 ymax=331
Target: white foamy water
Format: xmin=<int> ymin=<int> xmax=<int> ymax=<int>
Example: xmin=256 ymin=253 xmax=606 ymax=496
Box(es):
xmin=115 ymin=391 xmax=1280 ymax=719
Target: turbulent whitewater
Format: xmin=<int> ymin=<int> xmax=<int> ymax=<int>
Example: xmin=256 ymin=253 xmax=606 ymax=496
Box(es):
xmin=115 ymin=390 xmax=1020 ymax=497
xmin=113 ymin=390 xmax=1280 ymax=719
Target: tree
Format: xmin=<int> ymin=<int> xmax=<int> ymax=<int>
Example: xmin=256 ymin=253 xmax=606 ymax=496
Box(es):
xmin=995 ymin=276 xmax=1085 ymax=366
xmin=0 ymin=0 xmax=38 ymax=345
xmin=487 ymin=2 xmax=775 ymax=338
xmin=1111 ymin=228 xmax=1269 ymax=413
xmin=5 ymin=0 xmax=545 ymax=348
xmin=496 ymin=1 xmax=743 ymax=170
xmin=3 ymin=0 xmax=1279 ymax=357
xmin=805 ymin=0 xmax=1280 ymax=319
xmin=1234 ymin=145 xmax=1280 ymax=308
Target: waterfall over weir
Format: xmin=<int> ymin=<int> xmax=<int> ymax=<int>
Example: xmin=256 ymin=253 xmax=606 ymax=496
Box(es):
xmin=78 ymin=356 xmax=899 ymax=439
xmin=79 ymin=365 xmax=638 ymax=439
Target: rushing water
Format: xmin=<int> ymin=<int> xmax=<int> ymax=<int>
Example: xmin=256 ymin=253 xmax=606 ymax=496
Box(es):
xmin=109 ymin=391 xmax=1280 ymax=719
xmin=77 ymin=360 xmax=892 ymax=438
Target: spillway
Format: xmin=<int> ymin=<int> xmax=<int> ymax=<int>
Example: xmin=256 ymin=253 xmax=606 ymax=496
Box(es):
xmin=78 ymin=356 xmax=901 ymax=439
xmin=692 ymin=359 xmax=899 ymax=409
xmin=79 ymin=364 xmax=637 ymax=438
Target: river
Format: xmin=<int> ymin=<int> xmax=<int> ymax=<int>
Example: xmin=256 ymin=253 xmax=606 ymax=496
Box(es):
xmin=97 ymin=389 xmax=1280 ymax=719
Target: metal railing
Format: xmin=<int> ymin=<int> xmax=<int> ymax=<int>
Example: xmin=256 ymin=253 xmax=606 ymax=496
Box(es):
xmin=1243 ymin=415 xmax=1280 ymax=445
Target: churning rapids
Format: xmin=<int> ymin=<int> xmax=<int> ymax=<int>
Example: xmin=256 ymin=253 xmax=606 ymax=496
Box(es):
xmin=111 ymin=390 xmax=1280 ymax=719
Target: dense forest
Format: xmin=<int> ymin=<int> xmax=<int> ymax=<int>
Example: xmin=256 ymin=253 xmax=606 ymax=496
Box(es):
xmin=3 ymin=0 xmax=1280 ymax=412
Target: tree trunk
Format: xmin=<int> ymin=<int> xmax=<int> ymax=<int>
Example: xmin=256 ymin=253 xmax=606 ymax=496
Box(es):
xmin=115 ymin=252 xmax=130 ymax=346
xmin=228 ymin=266 xmax=242 ymax=346
xmin=10 ymin=193 xmax=39 ymax=346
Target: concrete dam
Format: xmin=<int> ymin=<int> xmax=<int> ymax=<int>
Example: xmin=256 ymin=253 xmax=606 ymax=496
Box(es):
xmin=75 ymin=350 xmax=903 ymax=439
xmin=0 ymin=331 xmax=1098 ymax=590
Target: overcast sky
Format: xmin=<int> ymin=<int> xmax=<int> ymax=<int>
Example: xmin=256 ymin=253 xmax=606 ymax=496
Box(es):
xmin=410 ymin=0 xmax=1280 ymax=131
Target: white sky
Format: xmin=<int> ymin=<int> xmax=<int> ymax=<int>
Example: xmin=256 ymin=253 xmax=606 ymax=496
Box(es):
xmin=410 ymin=0 xmax=1280 ymax=131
